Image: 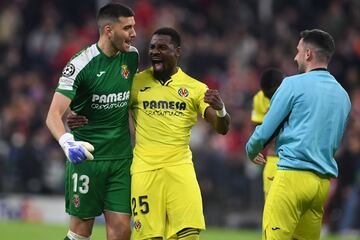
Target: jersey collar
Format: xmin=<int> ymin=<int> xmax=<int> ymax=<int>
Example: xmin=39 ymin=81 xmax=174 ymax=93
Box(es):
xmin=96 ymin=43 xmax=119 ymax=59
xmin=310 ymin=67 xmax=327 ymax=72
xmin=152 ymin=67 xmax=183 ymax=86
xmin=171 ymin=67 xmax=183 ymax=81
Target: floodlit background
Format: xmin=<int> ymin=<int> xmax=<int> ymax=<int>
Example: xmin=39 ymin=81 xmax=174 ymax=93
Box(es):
xmin=0 ymin=0 xmax=359 ymax=238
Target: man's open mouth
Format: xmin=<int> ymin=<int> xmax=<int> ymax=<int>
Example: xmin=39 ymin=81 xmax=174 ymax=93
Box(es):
xmin=152 ymin=59 xmax=163 ymax=71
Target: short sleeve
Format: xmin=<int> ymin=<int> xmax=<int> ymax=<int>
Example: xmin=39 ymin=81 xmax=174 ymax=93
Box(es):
xmin=56 ymin=61 xmax=82 ymax=100
xmin=196 ymin=83 xmax=210 ymax=118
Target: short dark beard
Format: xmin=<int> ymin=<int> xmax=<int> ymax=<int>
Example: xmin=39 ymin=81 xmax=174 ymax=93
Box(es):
xmin=298 ymin=64 xmax=306 ymax=74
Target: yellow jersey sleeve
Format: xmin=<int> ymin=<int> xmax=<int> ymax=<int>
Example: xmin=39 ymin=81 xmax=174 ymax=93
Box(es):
xmin=251 ymin=90 xmax=270 ymax=124
xmin=196 ymin=84 xmax=210 ymax=119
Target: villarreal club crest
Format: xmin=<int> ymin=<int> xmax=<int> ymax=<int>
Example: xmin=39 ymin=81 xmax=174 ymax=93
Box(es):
xmin=121 ymin=64 xmax=129 ymax=79
xmin=134 ymin=220 xmax=142 ymax=231
xmin=73 ymin=194 xmax=80 ymax=208
xmin=178 ymin=87 xmax=189 ymax=98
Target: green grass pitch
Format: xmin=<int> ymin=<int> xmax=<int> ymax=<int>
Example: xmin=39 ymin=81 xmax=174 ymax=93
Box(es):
xmin=0 ymin=221 xmax=358 ymax=240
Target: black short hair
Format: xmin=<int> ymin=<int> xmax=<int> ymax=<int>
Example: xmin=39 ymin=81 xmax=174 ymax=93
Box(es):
xmin=97 ymin=3 xmax=134 ymax=32
xmin=300 ymin=29 xmax=335 ymax=63
xmin=153 ymin=27 xmax=181 ymax=47
xmin=260 ymin=68 xmax=283 ymax=99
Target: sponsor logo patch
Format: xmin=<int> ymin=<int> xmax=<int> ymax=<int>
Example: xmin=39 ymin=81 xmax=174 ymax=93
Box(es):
xmin=143 ymin=100 xmax=186 ymax=110
xmin=97 ymin=71 xmax=106 ymax=77
xmin=140 ymin=87 xmax=151 ymax=92
xmin=91 ymin=91 xmax=130 ymax=110
xmin=142 ymin=100 xmax=187 ymax=117
xmin=267 ymin=176 xmax=275 ymax=181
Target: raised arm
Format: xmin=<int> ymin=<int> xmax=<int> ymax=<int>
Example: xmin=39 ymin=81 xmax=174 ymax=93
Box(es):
xmin=204 ymin=89 xmax=231 ymax=135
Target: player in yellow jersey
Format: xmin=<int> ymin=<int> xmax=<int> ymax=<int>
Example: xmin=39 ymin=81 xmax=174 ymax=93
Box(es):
xmin=251 ymin=68 xmax=283 ymax=198
xmin=247 ymin=29 xmax=350 ymax=240
xmin=67 ymin=27 xmax=230 ymax=240
xmin=130 ymin=27 xmax=230 ymax=240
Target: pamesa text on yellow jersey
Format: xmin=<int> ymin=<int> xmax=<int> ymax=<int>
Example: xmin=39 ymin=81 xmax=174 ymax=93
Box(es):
xmin=129 ymin=67 xmax=209 ymax=174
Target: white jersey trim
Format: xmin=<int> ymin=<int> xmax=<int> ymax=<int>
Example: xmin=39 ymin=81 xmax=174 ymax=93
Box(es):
xmin=129 ymin=46 xmax=138 ymax=54
xmin=58 ymin=44 xmax=100 ymax=91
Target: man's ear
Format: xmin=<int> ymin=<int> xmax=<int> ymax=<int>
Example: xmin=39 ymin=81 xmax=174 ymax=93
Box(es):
xmin=175 ymin=46 xmax=181 ymax=58
xmin=305 ymin=48 xmax=313 ymax=61
xmin=104 ymin=25 xmax=112 ymax=38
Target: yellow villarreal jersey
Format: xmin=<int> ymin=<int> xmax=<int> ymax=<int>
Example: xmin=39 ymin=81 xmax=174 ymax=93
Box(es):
xmin=130 ymin=67 xmax=209 ymax=174
xmin=251 ymin=90 xmax=270 ymax=124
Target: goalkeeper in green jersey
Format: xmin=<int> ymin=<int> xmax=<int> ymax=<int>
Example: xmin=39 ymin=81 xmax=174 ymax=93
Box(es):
xmin=46 ymin=3 xmax=138 ymax=240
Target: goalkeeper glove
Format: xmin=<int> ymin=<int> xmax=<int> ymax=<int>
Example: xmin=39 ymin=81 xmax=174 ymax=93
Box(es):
xmin=59 ymin=133 xmax=94 ymax=164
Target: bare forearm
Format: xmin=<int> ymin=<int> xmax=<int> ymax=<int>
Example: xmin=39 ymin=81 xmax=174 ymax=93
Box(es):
xmin=46 ymin=92 xmax=71 ymax=141
xmin=203 ymin=89 xmax=231 ymax=135
xmin=214 ymin=114 xmax=230 ymax=134
xmin=205 ymin=107 xmax=231 ymax=135
xmin=46 ymin=112 xmax=67 ymax=141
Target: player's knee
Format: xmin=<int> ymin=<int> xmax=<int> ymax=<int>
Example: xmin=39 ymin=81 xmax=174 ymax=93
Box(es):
xmin=177 ymin=228 xmax=200 ymax=240
xmin=106 ymin=221 xmax=131 ymax=240
xmin=104 ymin=212 xmax=131 ymax=240
xmin=107 ymin=223 xmax=130 ymax=240
xmin=65 ymin=230 xmax=91 ymax=240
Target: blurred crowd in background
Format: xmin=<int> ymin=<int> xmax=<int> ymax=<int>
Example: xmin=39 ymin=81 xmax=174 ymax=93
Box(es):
xmin=0 ymin=0 xmax=359 ymax=234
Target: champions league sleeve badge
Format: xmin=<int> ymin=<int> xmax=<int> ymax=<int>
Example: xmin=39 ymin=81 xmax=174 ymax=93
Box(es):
xmin=62 ymin=63 xmax=76 ymax=77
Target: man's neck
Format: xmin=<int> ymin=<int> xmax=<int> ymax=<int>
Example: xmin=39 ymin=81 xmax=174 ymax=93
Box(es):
xmin=98 ymin=37 xmax=118 ymax=57
xmin=305 ymin=62 xmax=328 ymax=72
xmin=154 ymin=67 xmax=179 ymax=84
xmin=154 ymin=72 xmax=171 ymax=83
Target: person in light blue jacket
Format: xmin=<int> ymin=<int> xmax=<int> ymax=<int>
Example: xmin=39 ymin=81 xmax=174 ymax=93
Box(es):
xmin=246 ymin=29 xmax=351 ymax=240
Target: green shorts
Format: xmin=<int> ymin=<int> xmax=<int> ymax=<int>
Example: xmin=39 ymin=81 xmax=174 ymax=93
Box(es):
xmin=65 ymin=158 xmax=132 ymax=219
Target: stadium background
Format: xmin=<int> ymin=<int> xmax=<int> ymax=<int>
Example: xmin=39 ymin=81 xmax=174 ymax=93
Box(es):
xmin=0 ymin=0 xmax=359 ymax=238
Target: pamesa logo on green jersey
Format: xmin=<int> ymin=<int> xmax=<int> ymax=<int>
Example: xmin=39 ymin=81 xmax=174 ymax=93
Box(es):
xmin=91 ymin=91 xmax=130 ymax=110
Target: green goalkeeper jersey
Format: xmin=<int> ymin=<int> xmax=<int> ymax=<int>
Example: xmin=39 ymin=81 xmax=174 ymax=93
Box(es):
xmin=56 ymin=43 xmax=138 ymax=161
